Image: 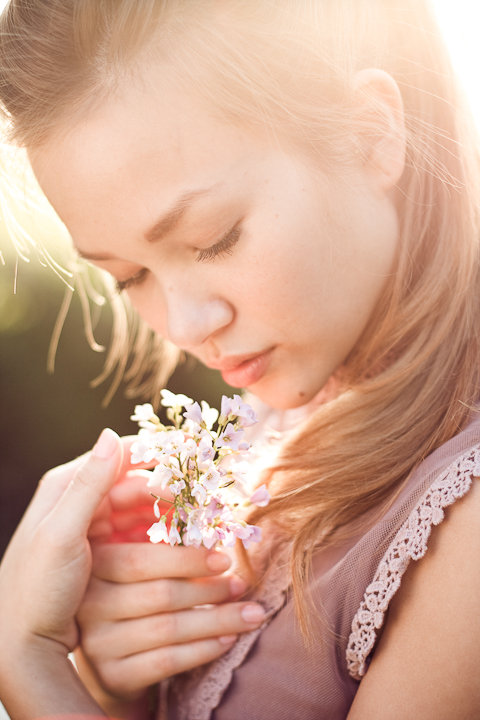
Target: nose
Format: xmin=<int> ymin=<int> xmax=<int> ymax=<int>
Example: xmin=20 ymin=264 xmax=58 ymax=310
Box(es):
xmin=164 ymin=284 xmax=234 ymax=350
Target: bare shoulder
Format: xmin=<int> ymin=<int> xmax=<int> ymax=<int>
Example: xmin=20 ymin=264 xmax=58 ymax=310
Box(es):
xmin=348 ymin=476 xmax=480 ymax=720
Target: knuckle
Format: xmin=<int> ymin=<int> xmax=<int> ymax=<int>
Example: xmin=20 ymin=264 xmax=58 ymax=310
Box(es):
xmin=138 ymin=579 xmax=167 ymax=612
xmin=34 ymin=521 xmax=65 ymax=551
xmin=154 ymin=611 xmax=178 ymax=642
xmin=154 ymin=647 xmax=175 ymax=679
xmin=156 ymin=579 xmax=174 ymax=609
xmin=123 ymin=544 xmax=146 ymax=578
xmin=73 ymin=463 xmax=94 ymax=492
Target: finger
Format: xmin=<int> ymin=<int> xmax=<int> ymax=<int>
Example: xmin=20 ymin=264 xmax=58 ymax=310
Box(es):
xmin=51 ymin=429 xmax=123 ymax=539
xmin=108 ymin=472 xmax=155 ymax=511
xmin=92 ymin=543 xmax=232 ymax=582
xmin=80 ymin=573 xmax=246 ymax=620
xmin=93 ymin=636 xmax=238 ymax=697
xmin=85 ymin=602 xmax=265 ymax=658
xmin=22 ymin=453 xmax=91 ymax=527
xmin=88 ymin=519 xmax=114 ymax=540
xmin=21 ymin=436 xmax=151 ymax=532
xmin=110 ymin=511 xmax=155 ymax=534
xmin=110 ymin=527 xmax=153 ymax=543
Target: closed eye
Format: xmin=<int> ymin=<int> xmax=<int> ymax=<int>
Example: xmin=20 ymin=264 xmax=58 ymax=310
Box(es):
xmin=115 ymin=267 xmax=149 ymax=293
xmin=196 ymin=223 xmax=242 ymax=263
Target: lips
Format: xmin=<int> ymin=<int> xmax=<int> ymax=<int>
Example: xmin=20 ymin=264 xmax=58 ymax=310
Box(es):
xmin=207 ymin=349 xmax=273 ymax=388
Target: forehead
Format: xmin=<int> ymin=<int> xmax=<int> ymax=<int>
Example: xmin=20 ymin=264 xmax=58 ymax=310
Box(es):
xmin=28 ymin=63 xmax=265 ymax=247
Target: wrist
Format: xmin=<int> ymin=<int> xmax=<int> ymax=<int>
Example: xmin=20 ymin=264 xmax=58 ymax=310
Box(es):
xmin=0 ymin=642 xmax=107 ymax=720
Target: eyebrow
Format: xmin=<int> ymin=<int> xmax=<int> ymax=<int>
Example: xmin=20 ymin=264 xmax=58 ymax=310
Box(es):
xmin=76 ymin=187 xmax=215 ymax=261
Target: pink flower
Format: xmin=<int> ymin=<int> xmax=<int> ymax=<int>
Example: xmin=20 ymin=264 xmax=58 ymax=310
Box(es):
xmin=217 ymin=423 xmax=247 ymax=451
xmin=250 ymin=484 xmax=270 ymax=507
xmin=220 ymin=394 xmax=258 ymax=427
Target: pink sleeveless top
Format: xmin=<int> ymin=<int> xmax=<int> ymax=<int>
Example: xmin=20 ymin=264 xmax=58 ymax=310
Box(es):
xmin=161 ymin=412 xmax=480 ymax=720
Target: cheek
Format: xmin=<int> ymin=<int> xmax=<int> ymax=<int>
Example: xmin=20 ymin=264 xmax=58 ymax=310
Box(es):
xmin=127 ymin=287 xmax=168 ymax=336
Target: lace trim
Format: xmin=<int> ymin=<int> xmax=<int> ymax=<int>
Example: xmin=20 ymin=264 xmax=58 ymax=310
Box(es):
xmin=166 ymin=545 xmax=291 ymax=720
xmin=346 ymin=444 xmax=480 ymax=681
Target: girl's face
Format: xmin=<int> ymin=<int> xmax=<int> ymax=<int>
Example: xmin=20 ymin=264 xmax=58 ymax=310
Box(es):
xmin=30 ymin=64 xmax=400 ymax=410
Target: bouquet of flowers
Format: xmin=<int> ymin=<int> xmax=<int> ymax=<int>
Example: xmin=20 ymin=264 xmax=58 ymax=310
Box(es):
xmin=130 ymin=390 xmax=270 ymax=549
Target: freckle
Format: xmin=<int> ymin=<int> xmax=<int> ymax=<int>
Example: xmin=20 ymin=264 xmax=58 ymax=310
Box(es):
xmin=298 ymin=391 xmax=305 ymax=398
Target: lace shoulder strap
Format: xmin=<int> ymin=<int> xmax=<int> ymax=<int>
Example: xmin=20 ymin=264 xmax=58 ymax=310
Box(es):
xmin=346 ymin=444 xmax=480 ymax=680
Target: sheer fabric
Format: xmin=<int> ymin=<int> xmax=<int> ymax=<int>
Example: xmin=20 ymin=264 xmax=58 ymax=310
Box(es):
xmin=163 ymin=412 xmax=480 ymax=720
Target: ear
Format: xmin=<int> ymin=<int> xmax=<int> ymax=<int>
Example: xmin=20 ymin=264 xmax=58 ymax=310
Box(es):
xmin=352 ymin=68 xmax=406 ymax=190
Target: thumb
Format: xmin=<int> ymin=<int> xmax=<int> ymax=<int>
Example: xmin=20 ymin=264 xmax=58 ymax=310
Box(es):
xmin=51 ymin=428 xmax=123 ymax=539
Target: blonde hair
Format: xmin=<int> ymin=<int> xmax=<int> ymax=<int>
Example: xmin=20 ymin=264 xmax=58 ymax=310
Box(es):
xmin=1 ymin=0 xmax=480 ymax=635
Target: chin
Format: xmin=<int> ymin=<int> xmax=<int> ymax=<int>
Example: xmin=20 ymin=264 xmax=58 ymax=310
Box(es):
xmin=248 ymin=384 xmax=321 ymax=411
xmin=246 ymin=370 xmax=338 ymax=411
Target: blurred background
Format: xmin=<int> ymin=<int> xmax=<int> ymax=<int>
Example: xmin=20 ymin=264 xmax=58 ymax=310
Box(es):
xmin=0 ymin=221 xmax=230 ymax=557
xmin=1 ymin=1 xmax=480 ymax=558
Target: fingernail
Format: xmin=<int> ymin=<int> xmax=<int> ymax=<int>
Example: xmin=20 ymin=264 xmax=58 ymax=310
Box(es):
xmin=92 ymin=428 xmax=118 ymax=459
xmin=241 ymin=604 xmax=266 ymax=624
xmin=206 ymin=552 xmax=231 ymax=572
xmin=230 ymin=575 xmax=248 ymax=597
xmin=219 ymin=634 xmax=237 ymax=646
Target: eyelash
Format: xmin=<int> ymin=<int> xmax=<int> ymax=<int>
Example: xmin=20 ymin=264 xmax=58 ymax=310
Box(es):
xmin=115 ymin=268 xmax=148 ymax=293
xmin=115 ymin=224 xmax=242 ymax=292
xmin=195 ymin=224 xmax=242 ymax=263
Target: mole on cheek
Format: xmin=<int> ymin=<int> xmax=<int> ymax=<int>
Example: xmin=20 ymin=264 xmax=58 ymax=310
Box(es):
xmin=298 ymin=390 xmax=306 ymax=398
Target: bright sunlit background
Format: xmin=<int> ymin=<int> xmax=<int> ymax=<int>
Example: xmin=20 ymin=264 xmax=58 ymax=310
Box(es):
xmin=434 ymin=1 xmax=480 ymax=124
xmin=1 ymin=0 xmax=480 ymax=562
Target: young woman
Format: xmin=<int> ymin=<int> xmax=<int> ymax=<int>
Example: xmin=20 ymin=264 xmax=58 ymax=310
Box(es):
xmin=1 ymin=1 xmax=480 ymax=718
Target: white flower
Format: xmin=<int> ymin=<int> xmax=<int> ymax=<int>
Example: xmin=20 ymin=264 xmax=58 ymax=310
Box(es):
xmin=131 ymin=436 xmax=158 ymax=464
xmin=219 ymin=458 xmax=251 ymax=491
xmin=184 ymin=400 xmax=219 ymax=430
xmin=184 ymin=509 xmax=204 ymax=546
xmin=147 ymin=518 xmax=169 ymax=544
xmin=160 ymin=389 xmax=193 ymax=409
xmin=199 ymin=467 xmax=223 ymax=492
xmin=201 ymin=525 xmax=220 ymax=550
xmin=181 ymin=438 xmax=198 ymax=460
xmin=191 ymin=482 xmax=207 ymax=505
xmin=130 ymin=403 xmax=158 ymax=426
xmin=200 ymin=400 xmax=219 ymax=429
xmin=183 ymin=402 xmax=203 ymax=427
xmin=170 ymin=479 xmax=187 ymax=496
xmin=169 ymin=518 xmax=182 ymax=546
xmin=220 ymin=394 xmax=257 ymax=427
xmin=196 ymin=435 xmax=215 ymax=469
xmin=131 ymin=403 xmax=155 ymax=420
xmin=153 ymin=497 xmax=162 ymax=518
xmin=148 ymin=464 xmax=173 ymax=490
xmin=131 ymin=391 xmax=266 ymax=549
xmin=162 ymin=429 xmax=192 ymax=455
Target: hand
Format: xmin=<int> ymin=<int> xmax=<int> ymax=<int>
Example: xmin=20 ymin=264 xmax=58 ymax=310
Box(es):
xmin=0 ymin=428 xmax=124 ymax=718
xmin=76 ymin=534 xmax=267 ymax=701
